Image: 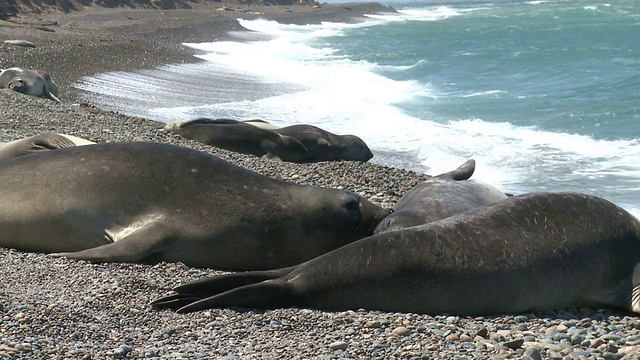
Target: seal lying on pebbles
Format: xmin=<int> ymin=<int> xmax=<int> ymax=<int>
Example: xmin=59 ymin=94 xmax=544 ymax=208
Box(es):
xmin=3 ymin=40 xmax=36 ymax=48
xmin=375 ymin=159 xmax=508 ymax=233
xmin=0 ymin=133 xmax=95 ymax=160
xmin=206 ymin=118 xmax=374 ymax=163
xmin=274 ymin=124 xmax=373 ymax=163
xmin=0 ymin=67 xmax=61 ymax=103
xmin=163 ymin=118 xmax=308 ymax=162
xmin=0 ymin=142 xmax=390 ymax=270
xmin=152 ymin=191 xmax=640 ymax=315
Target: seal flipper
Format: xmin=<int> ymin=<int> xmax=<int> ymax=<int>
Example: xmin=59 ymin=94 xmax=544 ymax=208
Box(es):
xmin=42 ymin=84 xmax=62 ymax=103
xmin=30 ymin=133 xmax=76 ymax=151
xmin=176 ymin=279 xmax=296 ymax=314
xmin=176 ymin=267 xmax=296 ymax=294
xmin=434 ymin=159 xmax=475 ymax=181
xmin=263 ymin=135 xmax=307 ymax=162
xmin=52 ymin=218 xmax=171 ymax=263
xmin=151 ymin=267 xmax=297 ymax=310
xmin=588 ymin=263 xmax=640 ymax=314
xmin=260 ymin=138 xmax=281 ymax=159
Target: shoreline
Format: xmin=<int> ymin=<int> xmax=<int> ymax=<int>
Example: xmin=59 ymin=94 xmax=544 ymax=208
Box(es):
xmin=1 ymin=1 xmax=396 ymax=101
xmin=2 ymin=3 xmax=640 ymax=360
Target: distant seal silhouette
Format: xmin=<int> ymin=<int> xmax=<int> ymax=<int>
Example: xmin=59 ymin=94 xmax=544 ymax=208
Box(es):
xmin=274 ymin=124 xmax=373 ymax=163
xmin=0 ymin=142 xmax=390 ymax=270
xmin=152 ymin=191 xmax=640 ymax=315
xmin=3 ymin=40 xmax=36 ymax=48
xmin=0 ymin=133 xmax=95 ymax=160
xmin=164 ymin=118 xmax=308 ymax=162
xmin=0 ymin=67 xmax=61 ymax=102
xmin=375 ymin=159 xmax=507 ymax=233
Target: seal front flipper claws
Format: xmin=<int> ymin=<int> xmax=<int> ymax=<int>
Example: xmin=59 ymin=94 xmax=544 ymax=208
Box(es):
xmin=52 ymin=215 xmax=173 ymax=264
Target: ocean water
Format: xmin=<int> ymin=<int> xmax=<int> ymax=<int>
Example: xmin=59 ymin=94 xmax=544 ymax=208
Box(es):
xmin=75 ymin=0 xmax=640 ymax=216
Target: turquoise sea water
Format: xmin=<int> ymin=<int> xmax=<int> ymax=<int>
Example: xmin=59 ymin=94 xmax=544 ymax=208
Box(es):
xmin=76 ymin=0 xmax=640 ymax=216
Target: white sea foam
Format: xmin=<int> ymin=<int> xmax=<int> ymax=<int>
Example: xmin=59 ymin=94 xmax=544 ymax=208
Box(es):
xmin=418 ymin=118 xmax=640 ymax=218
xmin=364 ymin=5 xmax=486 ymax=22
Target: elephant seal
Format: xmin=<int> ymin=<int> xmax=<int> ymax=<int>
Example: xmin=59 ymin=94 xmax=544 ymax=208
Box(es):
xmin=274 ymin=124 xmax=373 ymax=163
xmin=0 ymin=142 xmax=390 ymax=270
xmin=0 ymin=133 xmax=95 ymax=160
xmin=152 ymin=191 xmax=640 ymax=315
xmin=3 ymin=40 xmax=36 ymax=48
xmin=0 ymin=67 xmax=61 ymax=102
xmin=374 ymin=159 xmax=508 ymax=233
xmin=164 ymin=118 xmax=308 ymax=162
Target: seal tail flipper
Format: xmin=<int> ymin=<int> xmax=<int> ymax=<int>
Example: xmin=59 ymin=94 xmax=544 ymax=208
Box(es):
xmin=148 ymin=294 xmax=206 ymax=311
xmin=434 ymin=159 xmax=475 ymax=181
xmin=150 ymin=267 xmax=297 ymax=310
xmin=175 ymin=266 xmax=296 ymax=294
xmin=176 ymin=279 xmax=296 ymax=314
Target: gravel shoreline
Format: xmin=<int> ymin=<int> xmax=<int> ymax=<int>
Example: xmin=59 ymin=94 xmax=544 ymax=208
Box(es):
xmin=2 ymin=3 xmax=640 ymax=359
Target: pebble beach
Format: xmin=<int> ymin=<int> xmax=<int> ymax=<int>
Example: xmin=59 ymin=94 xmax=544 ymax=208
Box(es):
xmin=1 ymin=1 xmax=640 ymax=359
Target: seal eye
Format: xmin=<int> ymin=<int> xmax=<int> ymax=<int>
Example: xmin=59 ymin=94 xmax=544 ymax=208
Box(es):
xmin=344 ymin=199 xmax=361 ymax=216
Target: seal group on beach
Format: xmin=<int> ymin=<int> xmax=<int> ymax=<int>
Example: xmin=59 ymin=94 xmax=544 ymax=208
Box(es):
xmin=152 ymin=191 xmax=640 ymax=315
xmin=0 ymin=142 xmax=389 ymax=270
xmin=0 ymin=67 xmax=61 ymax=102
xmin=163 ymin=118 xmax=309 ymax=162
xmin=165 ymin=118 xmax=373 ymax=163
xmin=375 ymin=159 xmax=508 ymax=233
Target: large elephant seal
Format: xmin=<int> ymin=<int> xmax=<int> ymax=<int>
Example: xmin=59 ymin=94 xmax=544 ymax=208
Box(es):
xmin=152 ymin=191 xmax=640 ymax=315
xmin=374 ymin=159 xmax=508 ymax=233
xmin=0 ymin=133 xmax=95 ymax=160
xmin=0 ymin=142 xmax=390 ymax=270
xmin=274 ymin=124 xmax=373 ymax=163
xmin=164 ymin=118 xmax=308 ymax=162
xmin=0 ymin=67 xmax=61 ymax=103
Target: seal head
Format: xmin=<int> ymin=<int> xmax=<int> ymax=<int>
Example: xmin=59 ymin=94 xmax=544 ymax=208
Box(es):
xmin=0 ymin=67 xmax=61 ymax=102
